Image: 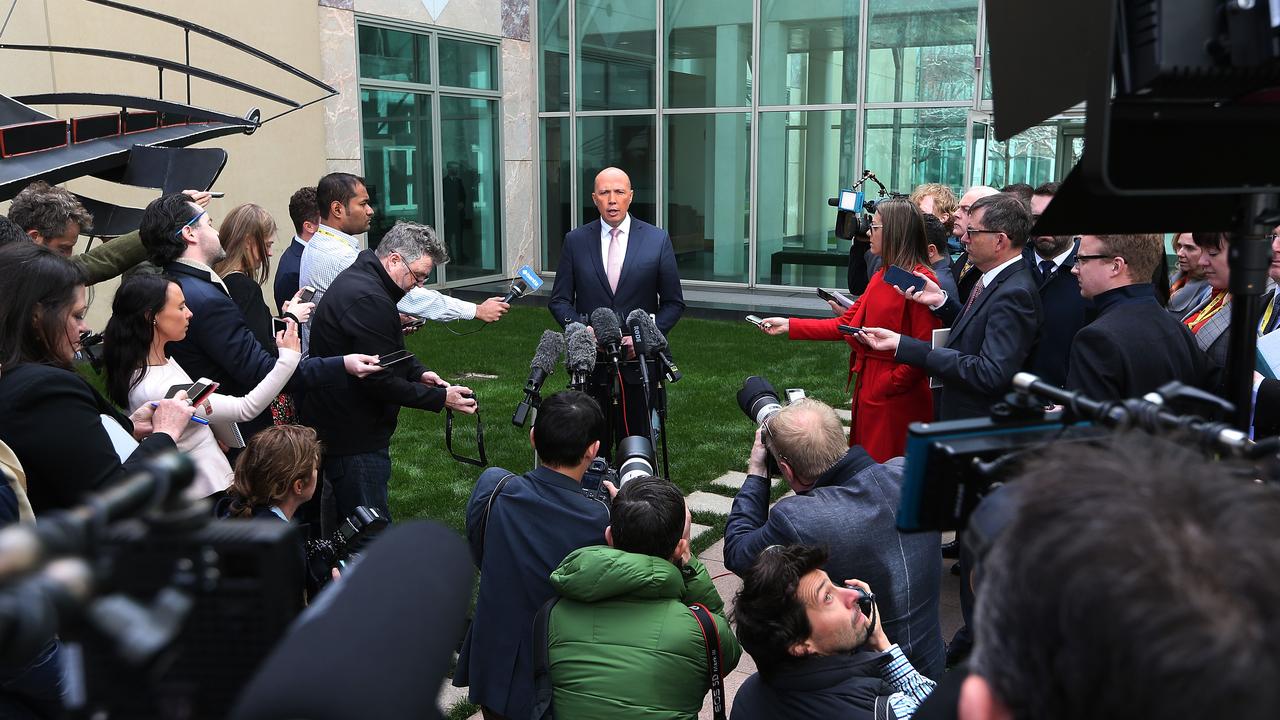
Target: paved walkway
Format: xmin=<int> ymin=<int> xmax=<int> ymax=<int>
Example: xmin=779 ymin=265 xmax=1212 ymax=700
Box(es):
xmin=456 ymin=423 xmax=964 ymax=718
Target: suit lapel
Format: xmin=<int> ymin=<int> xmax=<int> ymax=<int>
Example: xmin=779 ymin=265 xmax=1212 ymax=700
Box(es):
xmin=586 ymin=220 xmax=613 ymax=298
xmin=951 ymin=259 xmax=1024 ymax=340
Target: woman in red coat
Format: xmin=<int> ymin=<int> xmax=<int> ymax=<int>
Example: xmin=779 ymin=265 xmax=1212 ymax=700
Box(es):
xmin=759 ymin=198 xmax=940 ymax=462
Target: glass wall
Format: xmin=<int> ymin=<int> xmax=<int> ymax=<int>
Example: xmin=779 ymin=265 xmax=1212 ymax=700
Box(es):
xmin=358 ymin=23 xmax=503 ymax=285
xmin=538 ymin=0 xmax=1069 ymax=290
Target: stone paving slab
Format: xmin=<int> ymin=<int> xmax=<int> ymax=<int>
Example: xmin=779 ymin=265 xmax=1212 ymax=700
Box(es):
xmin=835 ymin=408 xmax=852 ymax=421
xmin=711 ymin=471 xmax=751 ymax=490
xmin=687 ymin=490 xmax=735 ymax=516
xmin=690 ymin=522 xmax=712 ymax=542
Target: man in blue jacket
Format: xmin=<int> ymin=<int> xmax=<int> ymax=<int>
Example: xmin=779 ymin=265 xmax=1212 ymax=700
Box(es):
xmin=454 ymin=390 xmax=612 ymax=720
xmin=548 ymin=167 xmax=685 ymax=454
xmin=273 ymin=186 xmax=319 ymax=314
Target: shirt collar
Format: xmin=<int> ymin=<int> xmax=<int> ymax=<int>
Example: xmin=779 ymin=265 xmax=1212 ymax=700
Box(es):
xmin=980 ymin=253 xmax=1024 ymax=287
xmin=291 ymin=235 xmax=307 ymax=248
xmin=315 ymin=223 xmax=358 ymax=249
xmin=269 ymin=505 xmax=288 ymax=521
xmin=175 ymin=257 xmax=229 ymax=294
xmin=601 ymin=214 xmax=632 ymax=239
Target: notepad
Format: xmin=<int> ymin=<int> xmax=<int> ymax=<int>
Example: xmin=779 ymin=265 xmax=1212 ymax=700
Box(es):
xmin=1256 ymin=329 xmax=1280 ymax=379
xmin=929 ymin=328 xmax=951 ymax=389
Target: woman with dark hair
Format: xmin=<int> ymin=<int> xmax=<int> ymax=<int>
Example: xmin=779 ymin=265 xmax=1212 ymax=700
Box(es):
xmin=1182 ymin=232 xmax=1237 ymax=367
xmin=757 ymin=199 xmax=942 ymax=461
xmin=215 ymin=424 xmax=321 ymax=521
xmin=0 ymin=243 xmax=194 ymax=515
xmin=102 ymin=273 xmax=301 ymax=498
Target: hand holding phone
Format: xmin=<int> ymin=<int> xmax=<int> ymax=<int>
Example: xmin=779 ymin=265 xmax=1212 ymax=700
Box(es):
xmin=377 ymin=349 xmax=413 ymax=368
xmin=837 ymin=325 xmax=864 ymax=336
xmin=296 ymin=286 xmax=317 ymax=304
xmin=745 ymin=315 xmax=764 ymax=327
xmin=817 ymin=287 xmax=854 ymax=309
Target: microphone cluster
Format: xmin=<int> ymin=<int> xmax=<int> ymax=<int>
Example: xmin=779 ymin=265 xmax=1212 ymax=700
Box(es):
xmin=510 ymin=311 xmax=683 ymax=426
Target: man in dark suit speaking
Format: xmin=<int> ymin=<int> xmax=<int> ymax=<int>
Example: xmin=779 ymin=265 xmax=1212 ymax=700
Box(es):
xmin=549 ymin=167 xmax=685 ymax=453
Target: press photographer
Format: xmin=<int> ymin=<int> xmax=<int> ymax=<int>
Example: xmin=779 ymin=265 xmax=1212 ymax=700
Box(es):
xmin=725 ymin=383 xmax=944 ymax=678
xmin=731 ymin=545 xmax=936 ymax=720
xmin=301 ymin=220 xmax=477 ymax=531
xmin=455 ymin=390 xmax=611 ymax=720
xmin=540 ymin=476 xmax=741 ymax=719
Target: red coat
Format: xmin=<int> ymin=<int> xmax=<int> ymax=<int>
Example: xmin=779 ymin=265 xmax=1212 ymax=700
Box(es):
xmin=790 ymin=266 xmax=941 ymax=462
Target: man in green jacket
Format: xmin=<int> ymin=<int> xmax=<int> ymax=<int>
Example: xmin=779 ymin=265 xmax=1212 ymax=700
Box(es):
xmin=544 ymin=476 xmax=741 ymax=719
xmin=7 ymin=180 xmax=211 ymax=284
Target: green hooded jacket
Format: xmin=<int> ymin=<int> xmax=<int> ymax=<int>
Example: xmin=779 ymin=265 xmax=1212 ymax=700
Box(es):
xmin=546 ymin=545 xmax=742 ymax=719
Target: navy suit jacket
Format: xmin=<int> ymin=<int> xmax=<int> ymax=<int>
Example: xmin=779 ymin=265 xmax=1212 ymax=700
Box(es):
xmin=165 ymin=262 xmax=346 ymax=418
xmin=897 ymin=258 xmax=1043 ymax=421
xmin=548 ymin=217 xmax=685 ymax=335
xmin=273 ymin=237 xmax=306 ymax=315
xmin=1023 ymin=241 xmax=1091 ymax=388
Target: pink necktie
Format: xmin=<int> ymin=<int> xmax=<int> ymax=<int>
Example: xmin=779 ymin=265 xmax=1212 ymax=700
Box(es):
xmin=606 ymin=227 xmax=623 ymax=293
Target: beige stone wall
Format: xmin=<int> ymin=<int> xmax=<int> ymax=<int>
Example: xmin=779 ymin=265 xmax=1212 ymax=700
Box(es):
xmin=1 ymin=0 xmax=537 ymax=328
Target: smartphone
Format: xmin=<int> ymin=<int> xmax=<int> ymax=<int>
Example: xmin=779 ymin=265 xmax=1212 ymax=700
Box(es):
xmin=837 ymin=325 xmax=864 ymax=335
xmin=377 ymin=349 xmax=413 ymax=367
xmin=297 ymin=286 xmax=317 ymax=303
xmin=402 ymin=316 xmax=427 ymax=329
xmin=745 ymin=315 xmax=764 ymax=327
xmin=883 ymin=265 xmax=922 ymax=293
xmin=816 ymin=287 xmax=855 ymax=309
xmin=167 ymin=378 xmax=219 ymax=406
xmin=208 ymin=191 xmax=226 ymax=198
xmin=785 ymin=388 xmax=807 ymax=403
xmin=272 ymin=317 xmax=289 ymax=334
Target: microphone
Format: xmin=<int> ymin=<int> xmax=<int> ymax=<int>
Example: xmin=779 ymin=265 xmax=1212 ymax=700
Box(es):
xmin=500 ymin=265 xmax=545 ymax=304
xmin=512 ymin=330 xmax=564 ymax=427
xmin=625 ymin=310 xmax=653 ymax=399
xmin=589 ymin=308 xmax=624 ymax=366
xmin=230 ymin=522 xmax=473 ymax=720
xmin=565 ymin=322 xmax=597 ymax=391
xmin=630 ymin=312 xmax=682 ymax=383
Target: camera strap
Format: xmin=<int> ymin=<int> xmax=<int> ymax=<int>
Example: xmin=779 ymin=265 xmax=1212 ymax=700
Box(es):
xmin=530 ymin=595 xmax=561 ymax=720
xmin=446 ymin=406 xmax=487 ymax=466
xmin=688 ymin=602 xmax=726 ymax=720
xmin=474 ymin=473 xmax=516 ymax=565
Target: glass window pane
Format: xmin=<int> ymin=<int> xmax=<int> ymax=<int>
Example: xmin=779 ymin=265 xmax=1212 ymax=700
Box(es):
xmin=864 ymin=107 xmax=967 ymax=197
xmin=438 ymin=38 xmax=496 ymax=90
xmin=361 ymin=90 xmax=435 ymax=253
xmin=983 ymin=124 xmax=1059 ymax=190
xmin=756 ymin=109 xmax=857 ymax=287
xmin=577 ymin=0 xmax=656 ymax=110
xmin=540 ymin=0 xmax=571 ymax=110
xmin=759 ymin=1 xmax=859 ymax=106
xmin=665 ymin=113 xmax=750 ymax=283
xmin=866 ymin=0 xmax=978 ymax=103
xmin=542 ymin=117 xmax=573 ymax=270
xmin=439 ymin=97 xmax=503 ymax=281
xmin=578 ymin=115 xmax=656 ymax=225
xmin=665 ymin=0 xmax=752 ymax=108
xmin=358 ymin=25 xmax=430 ymax=84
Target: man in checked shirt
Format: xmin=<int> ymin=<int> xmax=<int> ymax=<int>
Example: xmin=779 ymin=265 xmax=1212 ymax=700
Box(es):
xmin=298 ymin=172 xmax=508 ymax=352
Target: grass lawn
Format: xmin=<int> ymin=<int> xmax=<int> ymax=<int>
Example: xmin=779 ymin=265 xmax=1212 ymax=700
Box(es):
xmin=390 ymin=306 xmax=851 ymax=533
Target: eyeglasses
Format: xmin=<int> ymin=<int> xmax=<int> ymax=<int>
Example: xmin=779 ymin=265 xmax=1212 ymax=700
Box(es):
xmin=869 ymin=223 xmax=884 ymax=231
xmin=1074 ymin=254 xmax=1115 ymax=263
xmin=174 ymin=210 xmax=207 ymax=237
xmin=401 ymin=255 xmax=430 ymax=287
xmin=760 ymin=416 xmax=788 ymax=464
xmin=963 ymin=227 xmax=1002 ymax=238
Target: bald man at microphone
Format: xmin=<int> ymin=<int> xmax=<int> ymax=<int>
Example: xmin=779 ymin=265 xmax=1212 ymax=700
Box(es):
xmin=549 ymin=167 xmax=685 ymax=457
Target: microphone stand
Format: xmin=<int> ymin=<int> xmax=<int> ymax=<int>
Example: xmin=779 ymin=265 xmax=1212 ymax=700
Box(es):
xmin=656 ymin=368 xmax=671 ymax=483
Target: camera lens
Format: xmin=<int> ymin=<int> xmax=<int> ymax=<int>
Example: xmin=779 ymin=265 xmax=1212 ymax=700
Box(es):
xmin=738 ymin=376 xmax=783 ymax=425
xmin=616 ymin=435 xmax=656 ymax=487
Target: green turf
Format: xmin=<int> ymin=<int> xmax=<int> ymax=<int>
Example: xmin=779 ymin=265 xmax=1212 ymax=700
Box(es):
xmin=389 ymin=306 xmax=851 ymax=532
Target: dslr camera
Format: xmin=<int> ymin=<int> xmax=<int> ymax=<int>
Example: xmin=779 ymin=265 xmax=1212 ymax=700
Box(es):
xmin=306 ymin=505 xmax=389 ymax=584
xmin=582 ymin=435 xmax=659 ymax=500
xmin=737 ymin=376 xmax=807 ymax=477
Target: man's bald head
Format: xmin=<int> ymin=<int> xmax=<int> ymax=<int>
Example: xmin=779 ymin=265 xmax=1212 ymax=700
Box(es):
xmin=592 ymin=166 xmax=634 ymax=228
xmin=764 ymin=399 xmax=848 ymax=484
xmin=953 ymin=185 xmax=1001 ymax=239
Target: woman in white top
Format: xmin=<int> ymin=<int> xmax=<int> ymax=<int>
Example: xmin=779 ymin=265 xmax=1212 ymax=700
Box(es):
xmin=102 ymin=273 xmax=301 ymax=497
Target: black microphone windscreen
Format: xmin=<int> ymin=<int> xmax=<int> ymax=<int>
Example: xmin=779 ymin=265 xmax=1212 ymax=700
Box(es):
xmin=565 ymin=324 xmax=597 ymax=375
xmin=590 ymin=308 xmax=623 ymax=346
xmin=627 ymin=309 xmax=663 ymax=352
xmin=531 ymin=330 xmax=564 ymax=374
xmin=229 ymin=522 xmax=473 ymax=720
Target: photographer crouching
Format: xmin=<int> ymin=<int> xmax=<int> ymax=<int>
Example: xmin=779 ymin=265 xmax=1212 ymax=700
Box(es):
xmin=454 ymin=390 xmax=611 ymax=720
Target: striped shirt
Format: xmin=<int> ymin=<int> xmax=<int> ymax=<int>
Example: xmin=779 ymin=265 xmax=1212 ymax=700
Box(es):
xmin=297 ymin=224 xmax=476 ymax=352
xmin=883 ymin=643 xmax=937 ymax=719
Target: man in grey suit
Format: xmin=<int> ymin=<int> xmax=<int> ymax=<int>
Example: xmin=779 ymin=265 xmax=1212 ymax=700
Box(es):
xmin=859 ymin=194 xmax=1043 ymax=421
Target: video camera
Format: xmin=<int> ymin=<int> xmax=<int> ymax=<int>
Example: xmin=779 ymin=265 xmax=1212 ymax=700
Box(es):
xmin=737 ymin=376 xmax=808 ymax=477
xmin=582 ymin=435 xmax=659 ymax=500
xmin=897 ymin=372 xmax=1263 ymax=534
xmin=828 ymin=170 xmax=906 ymax=240
xmin=305 ymin=505 xmax=388 ymax=588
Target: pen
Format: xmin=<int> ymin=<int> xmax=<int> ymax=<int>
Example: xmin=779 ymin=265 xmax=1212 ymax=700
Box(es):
xmin=150 ymin=402 xmax=210 ymax=425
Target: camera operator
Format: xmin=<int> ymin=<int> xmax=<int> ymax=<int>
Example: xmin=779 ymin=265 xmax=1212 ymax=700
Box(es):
xmin=948 ymin=435 xmax=1280 ymax=720
xmin=541 ymin=476 xmax=741 ymax=719
xmin=732 ymin=545 xmax=936 ymax=720
xmin=454 ymin=390 xmax=611 ymax=720
xmin=302 ymin=220 xmax=476 ymax=529
xmin=0 ymin=243 xmax=194 ymax=515
xmin=724 ymin=399 xmax=944 ymax=678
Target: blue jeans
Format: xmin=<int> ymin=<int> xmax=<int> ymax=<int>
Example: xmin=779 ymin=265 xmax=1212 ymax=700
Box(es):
xmin=321 ymin=448 xmax=392 ymax=536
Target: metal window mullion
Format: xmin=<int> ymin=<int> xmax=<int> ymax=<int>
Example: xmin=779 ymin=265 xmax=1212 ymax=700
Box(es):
xmin=747 ymin=0 xmax=762 ymax=289
xmin=432 ymin=87 xmax=445 ymax=285
xmin=655 ymin=0 xmax=664 ymax=228
xmin=854 ymin=0 xmax=870 ymax=192
xmin=569 ymin=0 xmax=579 ymax=229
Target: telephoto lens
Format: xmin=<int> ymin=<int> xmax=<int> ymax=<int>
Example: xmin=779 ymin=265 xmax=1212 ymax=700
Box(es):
xmin=615 ymin=435 xmax=657 ymax=486
xmin=738 ymin=376 xmax=783 ymax=425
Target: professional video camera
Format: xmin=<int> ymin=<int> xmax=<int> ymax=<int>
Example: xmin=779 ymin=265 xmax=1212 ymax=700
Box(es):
xmin=305 ymin=505 xmax=388 ymax=584
xmin=828 ymin=170 xmax=907 ymax=240
xmin=896 ymin=372 xmax=1263 ymax=534
xmin=76 ymin=329 xmax=105 ymax=373
xmin=737 ymin=376 xmax=808 ymax=477
xmin=582 ymin=435 xmax=659 ymax=500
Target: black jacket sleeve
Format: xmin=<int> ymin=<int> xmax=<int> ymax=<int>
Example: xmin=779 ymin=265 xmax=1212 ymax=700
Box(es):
xmin=344 ymin=296 xmax=446 ymax=412
xmin=1064 ymin=325 xmax=1121 ymax=400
